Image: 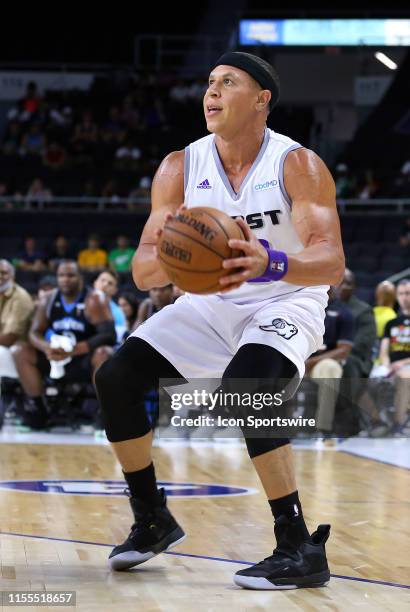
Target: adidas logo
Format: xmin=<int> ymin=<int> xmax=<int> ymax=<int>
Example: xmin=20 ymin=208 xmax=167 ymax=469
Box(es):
xmin=197 ymin=179 xmax=212 ymax=189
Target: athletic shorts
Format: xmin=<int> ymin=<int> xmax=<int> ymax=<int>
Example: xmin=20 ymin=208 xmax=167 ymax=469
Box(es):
xmin=130 ymin=290 xmax=327 ymax=386
xmin=36 ymin=350 xmax=92 ymax=383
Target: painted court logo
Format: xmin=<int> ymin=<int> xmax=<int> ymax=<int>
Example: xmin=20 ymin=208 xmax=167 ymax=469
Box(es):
xmin=259 ymin=318 xmax=298 ymax=339
xmin=197 ymin=179 xmax=212 ymax=189
xmin=0 ymin=480 xmax=256 ymax=498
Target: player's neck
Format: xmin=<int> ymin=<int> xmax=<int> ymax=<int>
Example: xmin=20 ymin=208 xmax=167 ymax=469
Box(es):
xmin=214 ymin=126 xmax=266 ymax=172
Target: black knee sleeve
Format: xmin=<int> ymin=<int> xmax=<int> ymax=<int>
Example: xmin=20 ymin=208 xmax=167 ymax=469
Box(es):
xmin=95 ymin=338 xmax=183 ymax=443
xmin=244 ymin=437 xmax=290 ymax=458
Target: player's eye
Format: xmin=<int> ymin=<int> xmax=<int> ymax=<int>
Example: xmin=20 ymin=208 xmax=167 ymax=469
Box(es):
xmin=224 ymin=78 xmax=232 ymax=85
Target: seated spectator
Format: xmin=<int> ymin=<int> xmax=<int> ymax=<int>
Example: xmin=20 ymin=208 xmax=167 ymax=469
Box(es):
xmin=118 ymin=291 xmax=140 ymax=338
xmin=2 ymin=121 xmax=22 ymax=155
xmin=120 ymin=96 xmax=140 ymax=130
xmin=12 ymin=261 xmax=116 ymax=429
xmin=93 ymin=269 xmax=127 ymax=344
xmin=104 ymin=106 xmax=126 ymax=140
xmin=22 ymin=81 xmax=41 ymax=118
xmin=20 ymin=123 xmax=46 ymax=156
xmin=71 ymin=111 xmax=98 ymax=158
xmin=37 ymin=275 xmax=57 ymax=304
xmin=135 ymin=285 xmax=174 ymax=328
xmin=101 ymin=179 xmax=121 ymax=205
xmin=169 ymin=80 xmax=190 ymax=103
xmin=336 ymin=269 xmax=377 ymax=435
xmin=108 ymin=235 xmax=134 ymax=273
xmin=42 ymin=141 xmax=67 ymax=169
xmin=399 ymin=217 xmax=410 ymax=248
xmin=305 ymin=288 xmax=354 ymax=435
xmin=25 ymin=178 xmax=53 ymax=208
xmin=334 ymin=163 xmax=356 ymax=198
xmin=374 ymin=281 xmax=397 ymax=339
xmin=48 ymin=235 xmax=73 ymax=271
xmin=378 ymin=279 xmax=410 ymax=435
xmin=127 ymin=176 xmax=152 ymax=210
xmin=0 ymin=260 xmax=34 ymax=380
xmin=78 ymin=234 xmax=108 ymax=272
xmin=357 ymin=168 xmax=381 ymax=199
xmin=393 ymin=162 xmax=410 ymax=199
xmin=15 ymin=237 xmax=47 ymax=271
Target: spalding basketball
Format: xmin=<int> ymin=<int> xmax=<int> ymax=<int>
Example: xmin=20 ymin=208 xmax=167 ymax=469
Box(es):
xmin=157 ymin=206 xmax=245 ymax=294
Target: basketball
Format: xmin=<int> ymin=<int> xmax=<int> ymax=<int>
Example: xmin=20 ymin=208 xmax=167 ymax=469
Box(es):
xmin=157 ymin=206 xmax=245 ymax=293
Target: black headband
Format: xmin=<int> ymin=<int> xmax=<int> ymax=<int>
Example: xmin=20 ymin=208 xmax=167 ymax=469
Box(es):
xmin=212 ymin=51 xmax=280 ymax=112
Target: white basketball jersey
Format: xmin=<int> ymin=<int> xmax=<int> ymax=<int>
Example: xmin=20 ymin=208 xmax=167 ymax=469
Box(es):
xmin=184 ymin=127 xmax=329 ymax=304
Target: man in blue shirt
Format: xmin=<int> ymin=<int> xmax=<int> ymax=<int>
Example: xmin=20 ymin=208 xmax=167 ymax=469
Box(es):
xmin=94 ymin=270 xmax=127 ymax=344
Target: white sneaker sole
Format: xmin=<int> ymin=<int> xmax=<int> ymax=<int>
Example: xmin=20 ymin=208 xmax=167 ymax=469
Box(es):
xmin=109 ymin=534 xmax=186 ymax=571
xmin=234 ymin=575 xmax=330 ymax=590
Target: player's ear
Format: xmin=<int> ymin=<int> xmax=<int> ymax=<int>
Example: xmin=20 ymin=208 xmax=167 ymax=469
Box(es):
xmin=256 ymin=90 xmax=271 ymax=113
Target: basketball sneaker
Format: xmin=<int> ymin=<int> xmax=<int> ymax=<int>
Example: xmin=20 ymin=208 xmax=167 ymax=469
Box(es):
xmin=109 ymin=488 xmax=186 ymax=570
xmin=234 ymin=515 xmax=330 ymax=590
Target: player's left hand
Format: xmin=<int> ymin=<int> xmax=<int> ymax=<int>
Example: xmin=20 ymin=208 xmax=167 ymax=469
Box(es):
xmin=219 ymin=218 xmax=268 ymax=293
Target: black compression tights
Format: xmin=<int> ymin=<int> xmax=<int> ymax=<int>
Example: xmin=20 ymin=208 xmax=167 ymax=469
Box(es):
xmin=95 ymin=338 xmax=297 ymax=458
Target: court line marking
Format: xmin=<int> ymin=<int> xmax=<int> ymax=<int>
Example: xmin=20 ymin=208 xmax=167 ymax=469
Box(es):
xmin=1 ymin=531 xmax=409 ymax=591
xmin=339 ymin=450 xmax=410 ymax=471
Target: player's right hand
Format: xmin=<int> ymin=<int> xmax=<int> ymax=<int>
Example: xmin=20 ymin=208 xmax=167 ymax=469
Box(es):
xmin=46 ymin=346 xmax=71 ymax=361
xmin=153 ymin=205 xmax=187 ymax=256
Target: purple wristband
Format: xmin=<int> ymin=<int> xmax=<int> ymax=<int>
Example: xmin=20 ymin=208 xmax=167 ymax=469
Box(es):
xmin=248 ymin=248 xmax=288 ymax=283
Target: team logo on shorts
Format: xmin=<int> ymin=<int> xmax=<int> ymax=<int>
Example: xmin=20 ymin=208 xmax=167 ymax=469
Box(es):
xmin=259 ymin=318 xmax=298 ymax=339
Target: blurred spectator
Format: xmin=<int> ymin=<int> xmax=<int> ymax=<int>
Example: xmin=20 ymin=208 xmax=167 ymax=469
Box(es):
xmin=48 ymin=236 xmax=73 ymax=271
xmin=101 ymin=179 xmax=121 ymax=204
xmin=120 ymin=95 xmax=140 ymax=130
xmin=0 ymin=260 xmax=34 ymax=380
xmin=22 ymin=82 xmax=41 ymax=118
xmin=25 ymin=178 xmax=53 ymax=207
xmin=305 ymin=288 xmax=354 ymax=435
xmin=71 ymin=111 xmax=98 ymax=158
xmin=334 ymin=163 xmax=355 ymax=198
xmin=108 ymin=235 xmax=134 ymax=272
xmin=93 ymin=269 xmax=127 ymax=343
xmin=393 ymin=161 xmax=410 ymax=198
xmin=399 ymin=217 xmax=410 ymax=247
xmin=118 ymin=292 xmax=140 ymax=337
xmin=128 ymin=176 xmax=152 ymax=210
xmin=42 ymin=141 xmax=67 ymax=169
xmin=20 ymin=124 xmax=45 ymax=156
xmin=357 ymin=168 xmax=381 ymax=200
xmin=104 ymin=106 xmax=126 ymax=140
xmin=2 ymin=121 xmax=22 ymax=155
xmin=135 ymin=285 xmax=174 ymax=328
xmin=172 ymin=285 xmax=185 ymax=300
xmin=338 ymin=269 xmax=377 ymax=378
xmin=15 ymin=237 xmax=47 ymax=271
xmin=378 ymin=279 xmax=410 ymax=435
xmin=373 ymin=281 xmax=397 ymax=339
xmin=37 ymin=275 xmax=57 ymax=303
xmin=78 ymin=234 xmax=108 ymax=272
xmin=12 ymin=261 xmax=115 ymax=429
xmin=169 ymin=80 xmax=190 ymax=102
xmin=336 ymin=269 xmax=377 ymax=435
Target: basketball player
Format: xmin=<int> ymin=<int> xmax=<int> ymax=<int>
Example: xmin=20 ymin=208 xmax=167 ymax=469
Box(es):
xmin=95 ymin=52 xmax=345 ymax=590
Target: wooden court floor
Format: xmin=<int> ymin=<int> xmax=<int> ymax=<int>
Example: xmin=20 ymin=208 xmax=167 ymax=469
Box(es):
xmin=0 ymin=441 xmax=409 ymax=611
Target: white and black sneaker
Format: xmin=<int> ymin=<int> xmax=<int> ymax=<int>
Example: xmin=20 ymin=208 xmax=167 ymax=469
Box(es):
xmin=234 ymin=515 xmax=330 ymax=590
xmin=109 ymin=488 xmax=186 ymax=571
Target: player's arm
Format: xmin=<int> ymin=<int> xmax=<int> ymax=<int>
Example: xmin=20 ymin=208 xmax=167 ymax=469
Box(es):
xmin=220 ymin=148 xmax=344 ymax=291
xmin=132 ymin=150 xmax=185 ymax=290
xmin=28 ymin=294 xmax=65 ymax=360
xmin=283 ymin=148 xmax=344 ymax=285
xmin=379 ymin=337 xmax=391 ymax=368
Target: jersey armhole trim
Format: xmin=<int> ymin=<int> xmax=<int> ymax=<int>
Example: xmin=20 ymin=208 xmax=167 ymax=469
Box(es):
xmin=45 ymin=289 xmax=59 ymax=319
xmin=278 ymin=143 xmax=302 ymax=209
xmin=184 ymin=146 xmax=190 ymax=194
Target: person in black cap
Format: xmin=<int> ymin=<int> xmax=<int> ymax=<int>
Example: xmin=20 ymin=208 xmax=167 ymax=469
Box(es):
xmin=95 ymin=51 xmax=344 ymax=590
